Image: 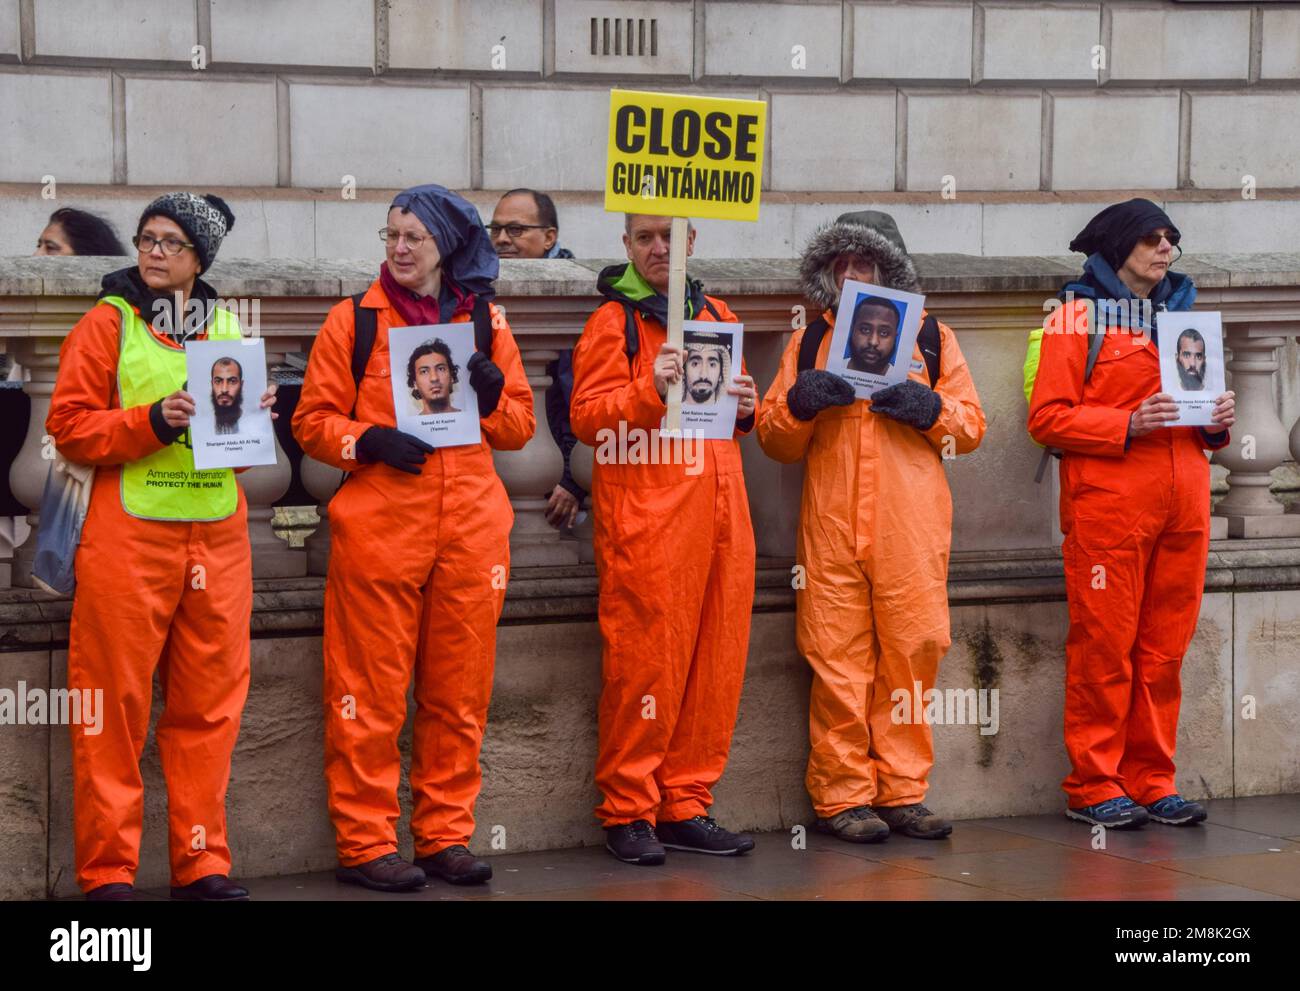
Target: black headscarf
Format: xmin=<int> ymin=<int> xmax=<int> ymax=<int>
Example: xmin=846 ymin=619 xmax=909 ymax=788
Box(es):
xmin=1069 ymin=198 xmax=1180 ymax=272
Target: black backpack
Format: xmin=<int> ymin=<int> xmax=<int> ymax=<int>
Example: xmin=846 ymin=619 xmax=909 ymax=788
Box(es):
xmin=348 ymin=292 xmax=494 ymax=414
xmin=796 ymin=312 xmax=941 ymax=387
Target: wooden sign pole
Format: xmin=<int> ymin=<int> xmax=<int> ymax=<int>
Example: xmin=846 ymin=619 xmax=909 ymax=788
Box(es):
xmin=664 ymin=215 xmax=689 ymax=433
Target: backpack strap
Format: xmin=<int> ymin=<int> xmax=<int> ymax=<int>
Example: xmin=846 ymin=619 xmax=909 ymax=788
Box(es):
xmin=620 ymin=302 xmax=639 ymax=368
xmin=701 ymin=296 xmax=723 ymax=322
xmin=349 ymin=292 xmax=377 ymax=419
xmin=472 ymin=297 xmax=493 ymax=358
xmin=796 ymin=317 xmax=831 ymax=372
xmin=1083 ymin=323 xmax=1104 ymax=383
xmin=1034 ymin=321 xmax=1107 ymax=483
xmin=918 ymin=314 xmax=941 ymax=388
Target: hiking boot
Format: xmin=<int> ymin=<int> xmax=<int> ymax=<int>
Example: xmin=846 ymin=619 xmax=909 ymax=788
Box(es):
xmin=1145 ymin=794 xmax=1208 ymax=826
xmin=656 ymin=815 xmax=755 ymax=855
xmin=815 ymin=805 xmax=890 ymax=843
xmin=874 ymin=803 xmax=953 ymax=839
xmin=85 ymin=883 xmax=134 ymax=902
xmin=414 ymin=845 xmax=492 ymax=885
xmin=335 ymin=853 xmax=427 ymax=892
xmin=604 ymin=819 xmax=667 ymax=865
xmin=170 ymin=874 xmax=250 ymax=901
xmin=1066 ymin=796 xmax=1149 ymax=829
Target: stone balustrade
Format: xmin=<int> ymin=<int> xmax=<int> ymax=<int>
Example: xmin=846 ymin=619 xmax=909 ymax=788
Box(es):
xmin=5 ymin=253 xmax=1300 ymax=586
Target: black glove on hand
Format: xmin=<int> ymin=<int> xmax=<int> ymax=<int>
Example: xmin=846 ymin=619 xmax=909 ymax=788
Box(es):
xmin=467 ymin=352 xmax=506 ymax=419
xmin=356 ymin=426 xmax=434 ymax=475
xmin=787 ymin=369 xmax=857 ymax=421
xmin=148 ymin=399 xmax=185 ymax=444
xmin=868 ymin=380 xmax=942 ymax=431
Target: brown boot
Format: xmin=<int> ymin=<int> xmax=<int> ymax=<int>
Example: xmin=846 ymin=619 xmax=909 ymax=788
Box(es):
xmin=414 ymin=845 xmax=492 ymax=885
xmin=874 ymin=803 xmax=952 ymax=839
xmin=335 ymin=853 xmax=427 ymax=892
xmin=815 ymin=805 xmax=890 ymax=843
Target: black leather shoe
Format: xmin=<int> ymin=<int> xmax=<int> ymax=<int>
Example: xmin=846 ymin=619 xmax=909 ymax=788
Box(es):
xmin=170 ymin=874 xmax=250 ymax=901
xmin=335 ymin=853 xmax=426 ymax=892
xmin=604 ymin=819 xmax=667 ymax=865
xmin=657 ymin=815 xmax=755 ymax=855
xmin=86 ymin=882 xmax=135 ymax=902
xmin=414 ymin=845 xmax=492 ymax=885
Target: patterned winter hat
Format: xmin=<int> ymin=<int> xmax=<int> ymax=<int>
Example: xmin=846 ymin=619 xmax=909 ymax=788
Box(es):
xmin=137 ymin=192 xmax=235 ymax=271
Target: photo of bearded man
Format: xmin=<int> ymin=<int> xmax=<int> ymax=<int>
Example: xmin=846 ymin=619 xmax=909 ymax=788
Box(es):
xmin=210 ymin=356 xmax=244 ymax=434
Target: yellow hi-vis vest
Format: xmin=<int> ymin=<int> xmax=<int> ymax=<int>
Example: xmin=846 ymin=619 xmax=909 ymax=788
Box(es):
xmin=102 ymin=295 xmax=242 ymax=521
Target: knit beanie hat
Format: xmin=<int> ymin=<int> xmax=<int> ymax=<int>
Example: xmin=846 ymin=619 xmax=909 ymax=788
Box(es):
xmin=136 ymin=192 xmax=235 ymax=271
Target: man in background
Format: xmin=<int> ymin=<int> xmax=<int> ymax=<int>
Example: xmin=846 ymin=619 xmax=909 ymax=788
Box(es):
xmin=488 ymin=188 xmax=584 ymax=530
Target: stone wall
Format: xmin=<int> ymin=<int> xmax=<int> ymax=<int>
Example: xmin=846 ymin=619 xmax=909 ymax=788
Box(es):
xmin=4 ymin=547 xmax=1299 ymax=899
xmin=3 ymin=252 xmax=1300 ymax=898
xmin=3 ymin=1 xmax=1299 ymax=257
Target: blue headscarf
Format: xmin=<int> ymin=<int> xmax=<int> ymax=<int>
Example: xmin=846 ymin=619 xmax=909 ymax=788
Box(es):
xmin=389 ymin=184 xmax=499 ymax=299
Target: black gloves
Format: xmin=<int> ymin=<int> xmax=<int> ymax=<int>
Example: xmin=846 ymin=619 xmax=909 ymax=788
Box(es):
xmin=356 ymin=426 xmax=434 ymax=475
xmin=148 ymin=399 xmax=185 ymax=444
xmin=467 ymin=352 xmax=505 ymax=419
xmin=869 ymin=381 xmax=942 ymax=431
xmin=787 ymin=369 xmax=856 ymax=421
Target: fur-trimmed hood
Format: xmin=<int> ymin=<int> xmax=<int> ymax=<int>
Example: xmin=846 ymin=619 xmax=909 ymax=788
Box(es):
xmin=798 ymin=221 xmax=920 ymax=310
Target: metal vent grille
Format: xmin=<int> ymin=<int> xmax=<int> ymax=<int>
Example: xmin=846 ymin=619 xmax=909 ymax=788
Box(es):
xmin=590 ymin=17 xmax=657 ymax=56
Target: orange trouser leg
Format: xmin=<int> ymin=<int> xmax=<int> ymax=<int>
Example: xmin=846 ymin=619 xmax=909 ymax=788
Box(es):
xmin=322 ymin=474 xmax=433 ymax=866
xmin=867 ymin=562 xmax=949 ymax=807
xmin=655 ymin=473 xmax=755 ymax=823
xmin=593 ymin=480 xmax=713 ymax=826
xmin=410 ymin=479 xmax=510 ymax=856
xmin=154 ymin=514 xmax=252 ymax=885
xmin=1118 ymin=515 xmax=1209 ymax=805
xmin=800 ymin=555 xmax=876 ymax=818
xmin=69 ymin=510 xmax=181 ymax=891
xmin=1061 ymin=513 xmax=1154 ymax=807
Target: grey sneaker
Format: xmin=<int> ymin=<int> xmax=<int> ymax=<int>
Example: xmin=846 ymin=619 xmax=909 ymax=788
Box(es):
xmin=874 ymin=803 xmax=953 ymax=839
xmin=815 ymin=805 xmax=890 ymax=843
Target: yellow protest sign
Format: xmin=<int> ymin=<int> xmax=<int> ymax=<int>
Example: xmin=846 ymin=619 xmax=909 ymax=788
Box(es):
xmin=604 ymin=89 xmax=766 ymax=223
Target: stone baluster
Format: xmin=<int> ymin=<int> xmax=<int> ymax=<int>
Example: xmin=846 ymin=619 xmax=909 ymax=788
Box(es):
xmin=1214 ymin=321 xmax=1300 ymax=538
xmin=239 ymin=342 xmax=306 ymax=577
xmin=7 ymin=340 xmax=61 ymax=588
xmin=300 ymin=453 xmax=343 ymax=576
xmin=491 ymin=349 xmax=577 ymax=567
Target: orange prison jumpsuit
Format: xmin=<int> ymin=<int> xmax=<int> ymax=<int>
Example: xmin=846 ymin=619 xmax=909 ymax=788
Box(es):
xmin=758 ymin=311 xmax=985 ymax=816
xmin=47 ymin=301 xmax=252 ymax=891
xmin=1028 ymin=299 xmax=1228 ymax=807
xmin=292 ymin=280 xmax=533 ymax=865
xmin=570 ymin=296 xmax=757 ymax=826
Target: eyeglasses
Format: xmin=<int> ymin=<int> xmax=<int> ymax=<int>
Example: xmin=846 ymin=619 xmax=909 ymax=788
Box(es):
xmin=1138 ymin=231 xmax=1181 ymax=249
xmin=133 ymin=234 xmax=194 ymax=256
xmin=487 ymin=223 xmax=550 ymax=239
xmin=378 ymin=228 xmax=430 ymax=249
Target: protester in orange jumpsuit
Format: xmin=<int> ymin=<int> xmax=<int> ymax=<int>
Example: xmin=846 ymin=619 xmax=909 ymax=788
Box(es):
xmin=570 ymin=214 xmax=759 ymax=865
xmin=293 ymin=184 xmax=534 ymax=890
xmin=1029 ymin=199 xmax=1235 ymax=829
xmin=758 ymin=212 xmax=985 ymax=842
xmin=47 ymin=192 xmax=275 ymax=901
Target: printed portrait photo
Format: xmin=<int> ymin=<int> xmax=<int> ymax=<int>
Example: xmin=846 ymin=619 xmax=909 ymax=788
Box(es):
xmin=680 ymin=329 xmax=733 ymax=407
xmin=843 ymin=294 xmax=905 ymax=375
xmin=209 ymin=355 xmax=245 ymax=435
xmin=184 ymin=337 xmax=276 ymax=470
xmin=387 ymin=322 xmax=481 ymax=449
xmin=1157 ymin=311 xmax=1226 ymax=427
xmin=405 ymin=337 xmax=462 ymax=415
